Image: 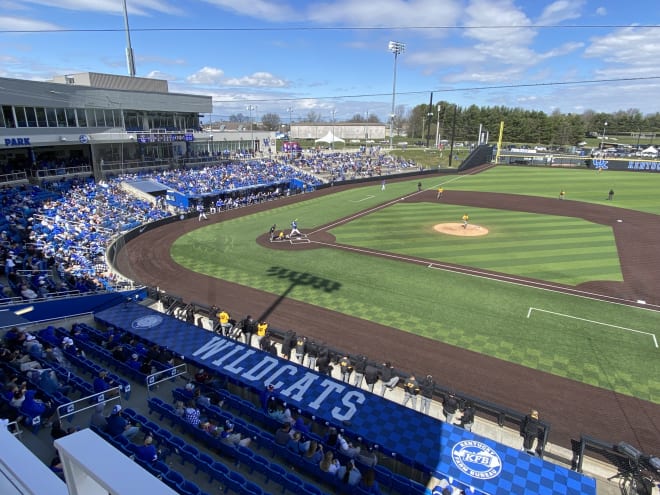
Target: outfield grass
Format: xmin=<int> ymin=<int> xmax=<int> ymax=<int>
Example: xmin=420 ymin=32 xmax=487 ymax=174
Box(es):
xmin=440 ymin=166 xmax=660 ymax=215
xmin=171 ymin=167 xmax=660 ymax=403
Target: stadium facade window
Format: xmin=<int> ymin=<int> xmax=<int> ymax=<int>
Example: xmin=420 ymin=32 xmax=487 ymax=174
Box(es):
xmin=15 ymin=106 xmax=28 ymax=127
xmin=46 ymin=108 xmax=58 ymax=127
xmin=76 ymin=108 xmax=87 ymax=127
xmin=1 ymin=105 xmax=12 ymax=127
xmin=55 ymin=108 xmax=66 ymax=127
xmin=35 ymin=107 xmax=48 ymax=127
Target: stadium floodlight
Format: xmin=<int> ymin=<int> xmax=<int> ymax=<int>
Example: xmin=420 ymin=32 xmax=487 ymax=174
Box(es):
xmin=388 ymin=41 xmax=405 ymax=150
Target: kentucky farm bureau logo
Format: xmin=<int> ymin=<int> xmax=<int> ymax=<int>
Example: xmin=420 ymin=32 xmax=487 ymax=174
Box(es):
xmin=131 ymin=315 xmax=163 ymax=330
xmin=451 ymin=440 xmax=502 ymax=480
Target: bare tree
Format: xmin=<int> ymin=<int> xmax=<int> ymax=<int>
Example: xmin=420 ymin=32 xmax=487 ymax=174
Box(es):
xmin=305 ymin=111 xmax=322 ymax=123
xmin=261 ymin=112 xmax=281 ymax=131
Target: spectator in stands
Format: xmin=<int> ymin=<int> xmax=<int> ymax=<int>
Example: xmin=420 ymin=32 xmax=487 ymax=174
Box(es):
xmin=319 ymin=450 xmax=341 ymax=474
xmin=20 ymin=389 xmax=55 ymax=426
xmin=460 ymin=402 xmax=476 ymax=432
xmin=324 ymin=426 xmax=340 ymax=448
xmin=419 ymin=375 xmax=435 ymax=415
xmin=126 ymin=353 xmax=141 ymax=372
xmin=220 ymin=420 xmax=251 ymax=447
xmin=359 ymin=469 xmax=382 ymax=494
xmin=38 ymin=369 xmax=71 ymax=396
xmin=275 ymin=422 xmax=293 ymax=445
xmin=20 ymin=284 xmax=38 ymax=300
xmin=379 ymin=362 xmax=399 ymax=396
xmin=336 ymin=459 xmax=362 ymax=486
xmin=259 ymin=383 xmax=277 ymax=411
xmin=357 ymin=445 xmax=378 ymax=468
xmin=520 ymin=409 xmax=542 ymax=455
xmin=286 ymin=431 xmax=309 ymax=454
xmin=183 ymin=400 xmax=201 ymax=427
xmin=303 ymin=440 xmax=323 ymax=465
xmin=93 ymin=371 xmax=116 ymax=395
xmin=443 ymin=392 xmax=459 ymax=425
xmin=111 ymin=344 xmax=130 ymax=362
xmin=135 ymin=435 xmax=159 ymax=463
xmin=338 ymin=432 xmax=361 ymax=459
xmin=106 ymin=405 xmax=139 ymax=439
xmin=44 ymin=345 xmax=70 ymax=370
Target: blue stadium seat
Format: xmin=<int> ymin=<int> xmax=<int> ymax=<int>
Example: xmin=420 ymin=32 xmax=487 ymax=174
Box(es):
xmin=207 ymin=460 xmax=230 ymax=484
xmin=243 ymin=481 xmax=264 ymax=495
xmin=268 ymin=463 xmax=288 ymax=493
xmin=302 ymin=483 xmax=324 ymax=495
xmin=163 ymin=470 xmax=184 ymax=491
xmin=180 ymin=443 xmax=201 ymax=466
xmin=284 ymin=472 xmax=305 ymax=493
xmin=178 ymin=480 xmax=202 ymax=495
xmin=195 ymin=452 xmax=214 ymax=475
xmin=223 ymin=471 xmax=247 ymax=494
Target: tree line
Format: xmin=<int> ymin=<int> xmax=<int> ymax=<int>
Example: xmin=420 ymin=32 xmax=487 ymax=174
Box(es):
xmin=227 ymin=103 xmax=660 ymax=146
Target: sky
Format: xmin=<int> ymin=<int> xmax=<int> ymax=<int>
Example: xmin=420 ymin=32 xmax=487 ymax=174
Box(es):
xmin=1 ymin=0 xmax=660 ymax=124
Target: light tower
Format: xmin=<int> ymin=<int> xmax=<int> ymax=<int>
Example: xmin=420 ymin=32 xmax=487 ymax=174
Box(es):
xmin=388 ymin=41 xmax=405 ymax=150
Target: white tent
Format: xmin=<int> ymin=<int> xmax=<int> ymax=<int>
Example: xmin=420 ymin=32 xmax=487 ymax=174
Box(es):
xmin=315 ymin=131 xmax=345 ymax=144
xmin=641 ymin=145 xmax=658 ymax=155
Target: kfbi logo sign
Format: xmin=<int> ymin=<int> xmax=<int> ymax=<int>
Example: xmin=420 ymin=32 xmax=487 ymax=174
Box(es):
xmin=451 ymin=440 xmax=502 ymax=480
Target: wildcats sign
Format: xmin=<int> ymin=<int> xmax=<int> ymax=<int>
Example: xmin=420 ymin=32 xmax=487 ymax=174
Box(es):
xmin=192 ymin=336 xmax=366 ymax=422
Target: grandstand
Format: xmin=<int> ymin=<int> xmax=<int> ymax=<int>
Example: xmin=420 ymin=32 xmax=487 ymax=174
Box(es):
xmin=1 ymin=73 xmax=658 ymax=495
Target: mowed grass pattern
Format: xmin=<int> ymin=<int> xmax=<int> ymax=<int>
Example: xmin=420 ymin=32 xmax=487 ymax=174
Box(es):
xmin=441 ymin=166 xmax=660 ymax=215
xmin=330 ymin=203 xmax=622 ymax=285
xmin=171 ymin=168 xmax=660 ymax=403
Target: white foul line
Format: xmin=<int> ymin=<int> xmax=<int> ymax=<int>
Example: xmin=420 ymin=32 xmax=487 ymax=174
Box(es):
xmin=526 ymin=307 xmax=658 ymax=348
xmin=350 ymin=195 xmax=375 ymax=203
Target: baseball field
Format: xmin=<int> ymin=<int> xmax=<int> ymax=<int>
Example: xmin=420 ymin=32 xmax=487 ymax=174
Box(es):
xmin=117 ymin=165 xmax=660 ymax=451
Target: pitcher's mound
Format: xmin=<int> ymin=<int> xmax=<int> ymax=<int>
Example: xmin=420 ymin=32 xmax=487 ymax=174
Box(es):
xmin=434 ymin=223 xmax=489 ymax=236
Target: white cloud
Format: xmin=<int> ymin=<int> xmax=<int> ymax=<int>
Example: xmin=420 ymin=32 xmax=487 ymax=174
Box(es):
xmin=201 ymin=0 xmax=296 ymax=22
xmin=595 ymin=7 xmax=607 ymax=16
xmin=187 ymin=67 xmax=225 ymax=85
xmin=145 ymin=70 xmax=176 ymax=81
xmin=0 ymin=16 xmax=60 ymax=31
xmin=223 ymin=72 xmax=289 ymax=88
xmin=535 ymin=0 xmax=585 ymax=25
xmin=306 ymin=0 xmax=462 ymax=27
xmin=584 ymin=26 xmax=660 ymax=67
xmin=20 ymin=0 xmax=182 ymax=16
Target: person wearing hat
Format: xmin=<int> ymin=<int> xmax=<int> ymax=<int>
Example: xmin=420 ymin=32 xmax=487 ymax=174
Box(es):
xmin=106 ymin=404 xmax=139 ymax=439
xmin=126 ymin=353 xmax=141 ymax=371
xmin=443 ymin=392 xmax=459 ymax=425
xmin=419 ymin=375 xmax=435 ymax=416
xmin=520 ymin=409 xmax=542 ymax=455
xmin=220 ymin=420 xmax=251 ymax=447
